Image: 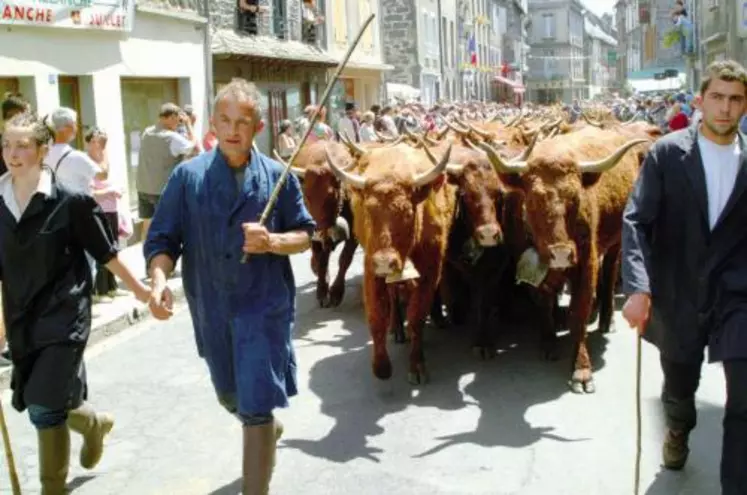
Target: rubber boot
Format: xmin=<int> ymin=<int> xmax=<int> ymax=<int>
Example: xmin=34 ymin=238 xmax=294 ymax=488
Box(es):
xmin=242 ymin=422 xmax=279 ymax=495
xmin=66 ymin=403 xmax=114 ymax=469
xmin=38 ymin=425 xmax=70 ymax=495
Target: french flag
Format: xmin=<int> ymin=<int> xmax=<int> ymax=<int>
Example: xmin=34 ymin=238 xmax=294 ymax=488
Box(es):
xmin=468 ymin=34 xmax=477 ymax=65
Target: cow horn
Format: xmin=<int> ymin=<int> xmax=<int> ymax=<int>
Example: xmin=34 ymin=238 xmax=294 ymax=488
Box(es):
xmin=375 ymin=129 xmax=395 ymax=142
xmin=478 ymin=141 xmax=528 ymax=174
xmin=515 ymin=130 xmax=539 ymax=162
xmin=467 ymin=123 xmax=492 ymax=140
xmin=402 ymin=126 xmax=419 ymax=140
xmin=385 ymin=135 xmax=408 ymax=147
xmin=578 ymin=139 xmax=650 ymax=174
xmin=435 ymin=126 xmax=449 ymax=140
xmin=464 ymin=136 xmax=481 ymax=151
xmin=324 ymin=145 xmax=367 ymax=189
xmin=546 ymin=127 xmax=560 ymax=138
xmin=446 ymin=164 xmax=464 ymax=175
xmin=340 ymin=132 xmax=367 ymax=156
xmin=272 ymin=150 xmax=306 ymax=178
xmin=445 ymin=119 xmax=470 ymax=135
xmin=423 ymin=135 xmax=439 ymax=146
xmin=413 ymin=143 xmax=453 ymax=188
xmin=505 ymin=112 xmax=521 ymax=127
xmin=581 ymin=112 xmax=603 ymax=128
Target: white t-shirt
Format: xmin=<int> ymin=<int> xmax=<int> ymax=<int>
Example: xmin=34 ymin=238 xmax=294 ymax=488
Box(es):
xmin=697 ymin=134 xmax=741 ymax=230
xmin=44 ymin=143 xmax=101 ymax=195
xmin=168 ymin=130 xmax=195 ymax=157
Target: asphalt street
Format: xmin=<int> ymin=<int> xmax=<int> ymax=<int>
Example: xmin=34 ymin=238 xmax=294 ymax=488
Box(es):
xmin=0 ymin=248 xmax=726 ymax=495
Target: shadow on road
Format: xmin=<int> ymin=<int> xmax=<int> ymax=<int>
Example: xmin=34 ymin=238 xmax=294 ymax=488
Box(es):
xmin=283 ymin=274 xmax=614 ymax=464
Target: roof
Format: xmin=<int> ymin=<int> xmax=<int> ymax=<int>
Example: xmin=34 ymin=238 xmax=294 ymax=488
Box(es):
xmin=211 ymin=28 xmax=338 ymax=66
xmin=584 ymin=18 xmax=617 ymax=46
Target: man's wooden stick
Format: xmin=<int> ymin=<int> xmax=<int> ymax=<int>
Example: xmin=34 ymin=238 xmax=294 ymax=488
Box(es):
xmin=0 ymin=399 xmax=21 ymax=495
xmin=634 ymin=334 xmax=643 ymax=495
xmin=241 ymin=12 xmax=376 ymax=263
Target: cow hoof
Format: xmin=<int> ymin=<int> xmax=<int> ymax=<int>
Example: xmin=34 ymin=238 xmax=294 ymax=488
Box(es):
xmin=327 ymin=283 xmax=345 ymax=308
xmin=472 ymin=345 xmax=496 ymax=360
xmin=583 ymin=379 xmax=596 ymax=394
xmin=568 ymin=379 xmax=585 ymax=394
xmin=316 ymin=286 xmax=330 ymax=308
xmin=599 ymin=321 xmax=617 ymax=334
xmin=568 ymin=369 xmax=595 ymax=394
xmin=408 ymin=366 xmax=429 ymax=385
xmin=373 ymin=358 xmax=393 ymax=380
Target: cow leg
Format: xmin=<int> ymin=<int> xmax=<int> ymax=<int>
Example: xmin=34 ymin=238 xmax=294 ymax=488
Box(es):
xmin=597 ymin=245 xmax=621 ymax=334
xmin=429 ymin=289 xmax=448 ymax=329
xmin=311 ymin=242 xmax=331 ymax=307
xmin=389 ymin=286 xmax=407 ymax=344
xmin=364 ymin=269 xmax=393 ymax=379
xmin=471 ymin=284 xmax=496 ymax=360
xmin=538 ymin=292 xmax=560 ymax=361
xmin=405 ymin=276 xmax=439 ymax=385
xmin=567 ymin=255 xmax=598 ymax=394
xmin=328 ymin=238 xmax=358 ymax=308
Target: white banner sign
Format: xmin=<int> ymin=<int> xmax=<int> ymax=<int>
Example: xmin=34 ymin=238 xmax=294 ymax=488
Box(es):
xmin=0 ymin=0 xmax=135 ymax=31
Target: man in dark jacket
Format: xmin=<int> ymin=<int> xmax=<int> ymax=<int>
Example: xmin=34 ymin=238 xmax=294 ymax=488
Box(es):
xmin=622 ymin=59 xmax=747 ymax=494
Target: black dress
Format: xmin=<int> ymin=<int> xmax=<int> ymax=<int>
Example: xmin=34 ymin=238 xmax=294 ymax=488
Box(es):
xmin=0 ymin=170 xmax=118 ymax=412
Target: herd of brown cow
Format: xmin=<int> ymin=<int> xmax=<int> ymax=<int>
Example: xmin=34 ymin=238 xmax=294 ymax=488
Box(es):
xmin=277 ymin=109 xmax=662 ymax=395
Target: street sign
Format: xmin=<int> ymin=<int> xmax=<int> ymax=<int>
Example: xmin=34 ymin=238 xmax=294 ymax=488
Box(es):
xmin=607 ymin=50 xmax=617 ymax=64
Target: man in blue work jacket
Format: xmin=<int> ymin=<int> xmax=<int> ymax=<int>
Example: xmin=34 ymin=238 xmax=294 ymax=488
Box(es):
xmin=144 ymin=78 xmax=315 ymax=494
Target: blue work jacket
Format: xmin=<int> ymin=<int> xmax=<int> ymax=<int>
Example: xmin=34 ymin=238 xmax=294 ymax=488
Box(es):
xmin=144 ymin=149 xmax=315 ymax=415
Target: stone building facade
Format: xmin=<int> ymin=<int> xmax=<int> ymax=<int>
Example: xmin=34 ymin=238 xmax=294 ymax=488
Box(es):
xmin=208 ymin=0 xmax=337 ymax=155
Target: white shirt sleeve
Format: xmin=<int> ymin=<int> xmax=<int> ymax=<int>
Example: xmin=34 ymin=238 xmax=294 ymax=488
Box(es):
xmin=169 ymin=132 xmax=195 ymax=157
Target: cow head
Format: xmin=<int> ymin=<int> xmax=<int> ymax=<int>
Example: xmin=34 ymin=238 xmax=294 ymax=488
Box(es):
xmin=480 ymin=138 xmax=648 ymax=269
xmin=280 ymin=144 xmax=353 ymax=247
xmin=325 ymin=143 xmax=452 ymax=277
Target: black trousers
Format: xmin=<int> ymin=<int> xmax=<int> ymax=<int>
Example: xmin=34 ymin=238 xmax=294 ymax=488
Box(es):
xmin=661 ymin=356 xmax=747 ymax=494
xmin=94 ymin=212 xmax=119 ymax=295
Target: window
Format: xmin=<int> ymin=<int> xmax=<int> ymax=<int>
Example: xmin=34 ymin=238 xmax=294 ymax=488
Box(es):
xmin=333 ymin=0 xmax=347 ymax=43
xmin=542 ymin=13 xmax=555 ymax=38
xmin=359 ymin=0 xmax=373 ymax=50
xmin=543 ymin=49 xmax=555 ymax=77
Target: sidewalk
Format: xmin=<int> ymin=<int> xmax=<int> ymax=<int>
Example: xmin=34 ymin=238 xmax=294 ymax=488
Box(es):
xmin=0 ymin=242 xmax=184 ymax=389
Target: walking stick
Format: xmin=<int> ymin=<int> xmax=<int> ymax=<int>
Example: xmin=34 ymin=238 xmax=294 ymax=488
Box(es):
xmin=240 ymin=12 xmax=376 ymax=264
xmin=634 ymin=333 xmax=642 ymax=495
xmin=0 ymin=399 xmax=21 ymax=495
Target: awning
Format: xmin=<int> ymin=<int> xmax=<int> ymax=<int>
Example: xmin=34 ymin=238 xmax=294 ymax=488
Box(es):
xmin=494 ymin=75 xmax=526 ymax=93
xmin=211 ymin=28 xmax=338 ymax=66
xmin=627 ymin=64 xmax=686 ymax=80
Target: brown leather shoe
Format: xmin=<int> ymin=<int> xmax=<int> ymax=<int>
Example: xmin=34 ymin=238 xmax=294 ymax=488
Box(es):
xmin=662 ymin=429 xmax=690 ymax=470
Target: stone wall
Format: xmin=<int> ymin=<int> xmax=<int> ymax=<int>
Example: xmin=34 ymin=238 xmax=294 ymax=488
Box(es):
xmin=380 ymin=0 xmax=421 ymax=87
xmin=209 ymin=0 xmax=303 ymax=40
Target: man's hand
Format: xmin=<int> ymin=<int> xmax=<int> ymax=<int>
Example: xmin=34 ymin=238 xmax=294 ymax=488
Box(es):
xmin=149 ymin=279 xmax=174 ymax=320
xmin=622 ymin=292 xmax=651 ymax=335
xmin=242 ymin=223 xmax=272 ymax=254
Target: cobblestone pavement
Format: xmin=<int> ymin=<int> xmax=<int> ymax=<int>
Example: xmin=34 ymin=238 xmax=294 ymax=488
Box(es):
xmin=0 ymin=249 xmax=726 ymax=495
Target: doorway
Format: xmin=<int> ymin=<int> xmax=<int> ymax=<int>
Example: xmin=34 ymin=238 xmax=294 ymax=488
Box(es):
xmin=120 ymin=78 xmax=179 ymax=211
xmin=58 ymin=76 xmax=84 ymax=149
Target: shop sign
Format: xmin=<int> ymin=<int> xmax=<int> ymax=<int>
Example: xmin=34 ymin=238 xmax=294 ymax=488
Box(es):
xmin=0 ymin=0 xmax=135 ymax=31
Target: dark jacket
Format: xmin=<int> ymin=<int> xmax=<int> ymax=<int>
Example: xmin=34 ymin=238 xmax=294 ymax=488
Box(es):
xmin=622 ymin=126 xmax=747 ymax=363
xmin=0 ymin=170 xmax=118 ymax=411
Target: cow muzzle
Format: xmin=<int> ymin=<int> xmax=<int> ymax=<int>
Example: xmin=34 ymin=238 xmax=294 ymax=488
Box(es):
xmin=475 ymin=223 xmax=503 ymax=247
xmin=372 ymin=249 xmax=402 ymax=276
xmin=548 ymin=243 xmax=576 ymax=269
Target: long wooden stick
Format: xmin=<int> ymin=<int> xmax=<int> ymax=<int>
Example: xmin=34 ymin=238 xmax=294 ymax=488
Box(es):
xmin=241 ymin=12 xmax=376 ymax=263
xmin=0 ymin=399 xmax=21 ymax=495
xmin=634 ymin=334 xmax=642 ymax=495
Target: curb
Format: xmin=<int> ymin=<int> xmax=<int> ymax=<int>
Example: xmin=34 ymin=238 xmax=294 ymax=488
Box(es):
xmin=0 ymin=279 xmax=186 ymax=391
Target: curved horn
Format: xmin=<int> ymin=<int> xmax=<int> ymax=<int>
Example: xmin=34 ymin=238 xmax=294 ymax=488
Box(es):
xmin=374 ymin=129 xmax=395 ymax=142
xmin=578 ymin=139 xmax=650 ymax=174
xmin=546 ymin=126 xmax=560 ymax=138
xmin=423 ymin=135 xmax=439 ymax=146
xmin=505 ymin=112 xmax=521 ymax=127
xmin=384 ymin=135 xmax=407 ymax=147
xmin=444 ymin=119 xmax=470 ymax=135
xmin=581 ymin=112 xmax=603 ymax=128
xmin=446 ymin=163 xmax=464 ymax=175
xmin=464 ymin=136 xmax=481 ymax=151
xmin=324 ymin=145 xmax=367 ymax=189
xmin=273 ymin=150 xmax=306 ymax=178
xmin=413 ymin=143 xmax=453 ymax=188
xmin=515 ymin=130 xmax=540 ymax=162
xmin=467 ymin=123 xmax=492 ymax=140
xmin=340 ymin=131 xmax=368 ymax=156
xmin=478 ymin=141 xmax=528 ymax=174
xmin=435 ymin=126 xmax=449 ymax=140
xmin=402 ymin=126 xmax=418 ymax=139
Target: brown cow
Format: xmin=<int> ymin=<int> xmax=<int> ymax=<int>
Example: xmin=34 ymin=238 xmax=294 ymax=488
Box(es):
xmin=480 ymin=131 xmax=650 ymax=393
xmin=285 ymin=142 xmax=359 ymax=307
xmin=325 ymin=143 xmax=456 ymax=384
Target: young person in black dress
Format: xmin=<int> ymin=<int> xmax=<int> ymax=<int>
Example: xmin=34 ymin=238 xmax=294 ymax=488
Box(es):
xmin=0 ymin=111 xmax=151 ymax=494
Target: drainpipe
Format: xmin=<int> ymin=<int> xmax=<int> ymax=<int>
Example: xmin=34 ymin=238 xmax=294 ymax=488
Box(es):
xmin=437 ymin=0 xmax=444 ymax=100
xmin=203 ymin=0 xmax=215 ymax=119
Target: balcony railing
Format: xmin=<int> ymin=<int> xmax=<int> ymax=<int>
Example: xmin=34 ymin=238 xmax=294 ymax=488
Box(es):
xmin=236 ymin=0 xmax=322 ymax=45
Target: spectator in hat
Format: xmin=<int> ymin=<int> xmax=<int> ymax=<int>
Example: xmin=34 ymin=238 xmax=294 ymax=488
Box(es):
xmin=337 ymin=102 xmax=359 ymax=142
